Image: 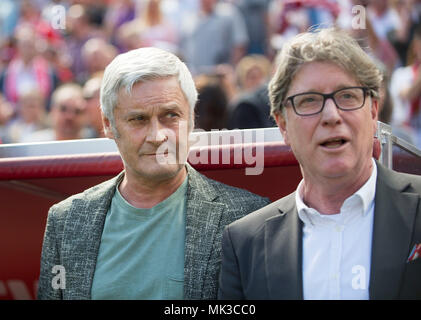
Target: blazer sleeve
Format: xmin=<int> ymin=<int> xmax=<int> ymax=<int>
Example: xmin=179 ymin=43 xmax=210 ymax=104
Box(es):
xmin=37 ymin=205 xmax=63 ymax=300
xmin=218 ymin=225 xmax=245 ymax=300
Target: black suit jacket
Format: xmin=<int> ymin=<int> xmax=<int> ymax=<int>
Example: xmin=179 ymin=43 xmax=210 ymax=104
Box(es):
xmin=218 ymin=162 xmax=421 ymax=299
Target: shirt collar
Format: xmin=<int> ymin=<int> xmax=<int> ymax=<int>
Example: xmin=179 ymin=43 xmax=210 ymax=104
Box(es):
xmin=296 ymin=158 xmax=377 ymax=226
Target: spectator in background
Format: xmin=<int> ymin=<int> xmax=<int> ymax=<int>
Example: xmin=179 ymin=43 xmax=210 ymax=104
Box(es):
xmin=160 ymin=0 xmax=200 ymax=29
xmin=65 ymin=4 xmax=104 ymax=84
xmin=0 ymin=93 xmax=13 ymax=143
xmin=337 ymin=0 xmax=399 ymax=76
xmin=0 ymin=24 xmax=58 ymax=110
xmin=81 ymin=38 xmax=118 ymax=81
xmin=387 ymin=0 xmax=420 ymax=67
xmin=268 ymin=0 xmax=339 ymax=50
xmin=194 ymin=74 xmax=229 ymax=131
xmin=213 ymin=63 xmax=239 ymax=103
xmin=115 ymin=19 xmax=143 ymax=51
xmin=378 ymin=67 xmax=394 ymax=125
xmin=42 ymin=41 xmax=74 ymax=84
xmin=18 ymin=0 xmax=42 ymax=27
xmin=24 ymin=83 xmax=88 ymax=142
xmin=235 ymin=54 xmax=271 ymax=94
xmin=227 ymin=83 xmax=275 ymax=129
xmin=36 ymin=3 xmax=75 ymax=84
xmin=103 ymin=0 xmax=136 ymax=49
xmin=368 ymin=0 xmax=401 ymax=41
xmin=179 ymin=0 xmax=248 ymax=75
xmin=390 ymin=23 xmax=421 ymax=148
xmin=235 ymin=0 xmax=271 ymax=55
xmin=115 ymin=0 xmax=178 ymax=52
xmin=0 ymin=0 xmax=19 ymax=44
xmin=3 ymin=89 xmax=48 ymax=143
xmin=134 ymin=0 xmax=178 ymax=52
xmin=228 ymin=54 xmax=274 ymax=129
xmin=83 ymin=74 xmax=105 ymax=138
xmin=363 ymin=0 xmax=400 ymax=74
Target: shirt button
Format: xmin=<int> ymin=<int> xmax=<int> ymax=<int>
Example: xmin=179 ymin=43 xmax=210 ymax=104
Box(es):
xmin=335 ymin=225 xmax=343 ymax=232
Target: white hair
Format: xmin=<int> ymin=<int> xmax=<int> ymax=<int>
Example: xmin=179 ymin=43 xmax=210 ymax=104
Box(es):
xmin=100 ymin=47 xmax=198 ymax=132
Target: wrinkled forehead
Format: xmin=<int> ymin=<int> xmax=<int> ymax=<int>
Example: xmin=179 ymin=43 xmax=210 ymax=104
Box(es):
xmin=286 ymin=61 xmax=361 ymax=96
xmin=116 ymin=77 xmax=188 ymax=110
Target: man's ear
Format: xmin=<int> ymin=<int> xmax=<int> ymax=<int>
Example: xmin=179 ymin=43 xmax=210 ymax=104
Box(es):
xmin=274 ymin=111 xmax=290 ymax=146
xmin=101 ymin=112 xmax=115 ymax=139
xmin=371 ymin=98 xmax=379 ymax=135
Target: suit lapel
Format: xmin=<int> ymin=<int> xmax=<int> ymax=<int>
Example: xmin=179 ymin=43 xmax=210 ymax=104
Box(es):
xmin=183 ymin=165 xmax=225 ymax=299
xmin=265 ymin=194 xmax=303 ymax=299
xmin=61 ymin=173 xmax=123 ymax=299
xmin=369 ymin=164 xmax=419 ymax=299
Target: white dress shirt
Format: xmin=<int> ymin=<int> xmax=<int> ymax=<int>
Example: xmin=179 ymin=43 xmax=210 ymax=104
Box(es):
xmin=296 ymin=159 xmax=377 ymax=300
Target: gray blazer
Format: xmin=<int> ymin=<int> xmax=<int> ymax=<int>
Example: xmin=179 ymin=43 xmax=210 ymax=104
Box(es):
xmin=219 ymin=162 xmax=421 ymax=299
xmin=37 ymin=164 xmax=269 ymax=299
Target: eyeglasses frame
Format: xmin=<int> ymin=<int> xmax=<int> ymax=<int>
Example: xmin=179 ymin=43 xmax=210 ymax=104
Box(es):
xmin=284 ymin=86 xmax=372 ymax=116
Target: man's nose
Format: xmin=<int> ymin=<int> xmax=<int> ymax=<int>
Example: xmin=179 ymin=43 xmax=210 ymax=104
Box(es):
xmin=146 ymin=119 xmax=168 ymax=144
xmin=321 ymin=97 xmax=342 ymax=126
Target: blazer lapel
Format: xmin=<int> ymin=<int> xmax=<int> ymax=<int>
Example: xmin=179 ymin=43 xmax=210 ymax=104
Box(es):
xmin=61 ymin=173 xmax=123 ymax=299
xmin=369 ymin=164 xmax=419 ymax=299
xmin=183 ymin=165 xmax=225 ymax=299
xmin=265 ymin=193 xmax=303 ymax=299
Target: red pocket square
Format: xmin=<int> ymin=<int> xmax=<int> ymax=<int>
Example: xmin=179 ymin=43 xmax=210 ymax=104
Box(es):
xmin=407 ymin=243 xmax=421 ymax=262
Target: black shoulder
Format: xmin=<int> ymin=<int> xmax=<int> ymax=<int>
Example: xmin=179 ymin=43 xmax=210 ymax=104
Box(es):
xmin=227 ymin=192 xmax=295 ymax=236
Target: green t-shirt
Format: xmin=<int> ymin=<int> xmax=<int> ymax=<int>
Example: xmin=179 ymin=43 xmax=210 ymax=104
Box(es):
xmin=91 ymin=177 xmax=188 ymax=299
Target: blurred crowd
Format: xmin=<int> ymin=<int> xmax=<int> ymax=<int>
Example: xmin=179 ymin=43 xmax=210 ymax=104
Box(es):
xmin=1 ymin=0 xmax=421 ymax=148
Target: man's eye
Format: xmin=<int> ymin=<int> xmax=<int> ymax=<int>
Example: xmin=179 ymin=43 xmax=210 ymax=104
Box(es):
xmin=166 ymin=112 xmax=179 ymax=118
xmin=129 ymin=115 xmax=146 ymax=122
xmin=303 ymin=97 xmax=316 ymax=103
xmin=341 ymin=94 xmax=355 ymax=99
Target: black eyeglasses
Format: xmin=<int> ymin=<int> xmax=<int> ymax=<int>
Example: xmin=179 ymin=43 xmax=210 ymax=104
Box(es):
xmin=284 ymin=86 xmax=371 ymax=116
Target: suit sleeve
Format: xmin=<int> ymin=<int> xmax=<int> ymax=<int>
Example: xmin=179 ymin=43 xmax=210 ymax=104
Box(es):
xmin=218 ymin=225 xmax=245 ymax=299
xmin=37 ymin=206 xmax=63 ymax=300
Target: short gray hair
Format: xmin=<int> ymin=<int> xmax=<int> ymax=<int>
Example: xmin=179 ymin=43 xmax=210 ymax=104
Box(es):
xmin=100 ymin=47 xmax=198 ymax=130
xmin=268 ymin=27 xmax=383 ymax=117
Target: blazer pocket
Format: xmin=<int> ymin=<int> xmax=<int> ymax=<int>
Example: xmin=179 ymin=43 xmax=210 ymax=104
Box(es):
xmin=400 ymin=257 xmax=421 ymax=299
xmin=163 ymin=275 xmax=184 ymax=300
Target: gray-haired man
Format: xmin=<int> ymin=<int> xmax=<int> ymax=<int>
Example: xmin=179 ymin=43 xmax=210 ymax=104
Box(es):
xmin=37 ymin=47 xmax=269 ymax=300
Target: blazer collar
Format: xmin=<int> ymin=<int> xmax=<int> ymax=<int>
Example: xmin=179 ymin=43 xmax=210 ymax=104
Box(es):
xmin=264 ymin=193 xmax=303 ymax=300
xmin=262 ymin=162 xmax=419 ymax=300
xmin=62 ymin=166 xmax=226 ymax=300
xmin=61 ymin=172 xmax=124 ymax=299
xmin=183 ymin=164 xmax=226 ymax=299
xmin=369 ymin=162 xmax=419 ymax=299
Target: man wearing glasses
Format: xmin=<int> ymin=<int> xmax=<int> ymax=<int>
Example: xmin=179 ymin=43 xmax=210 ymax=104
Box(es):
xmin=23 ymin=83 xmax=88 ymax=142
xmin=218 ymin=28 xmax=421 ymax=300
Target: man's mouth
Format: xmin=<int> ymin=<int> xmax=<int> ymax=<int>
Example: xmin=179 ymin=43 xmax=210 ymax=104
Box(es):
xmin=320 ymin=137 xmax=348 ymax=149
xmin=142 ymin=152 xmax=170 ymax=156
